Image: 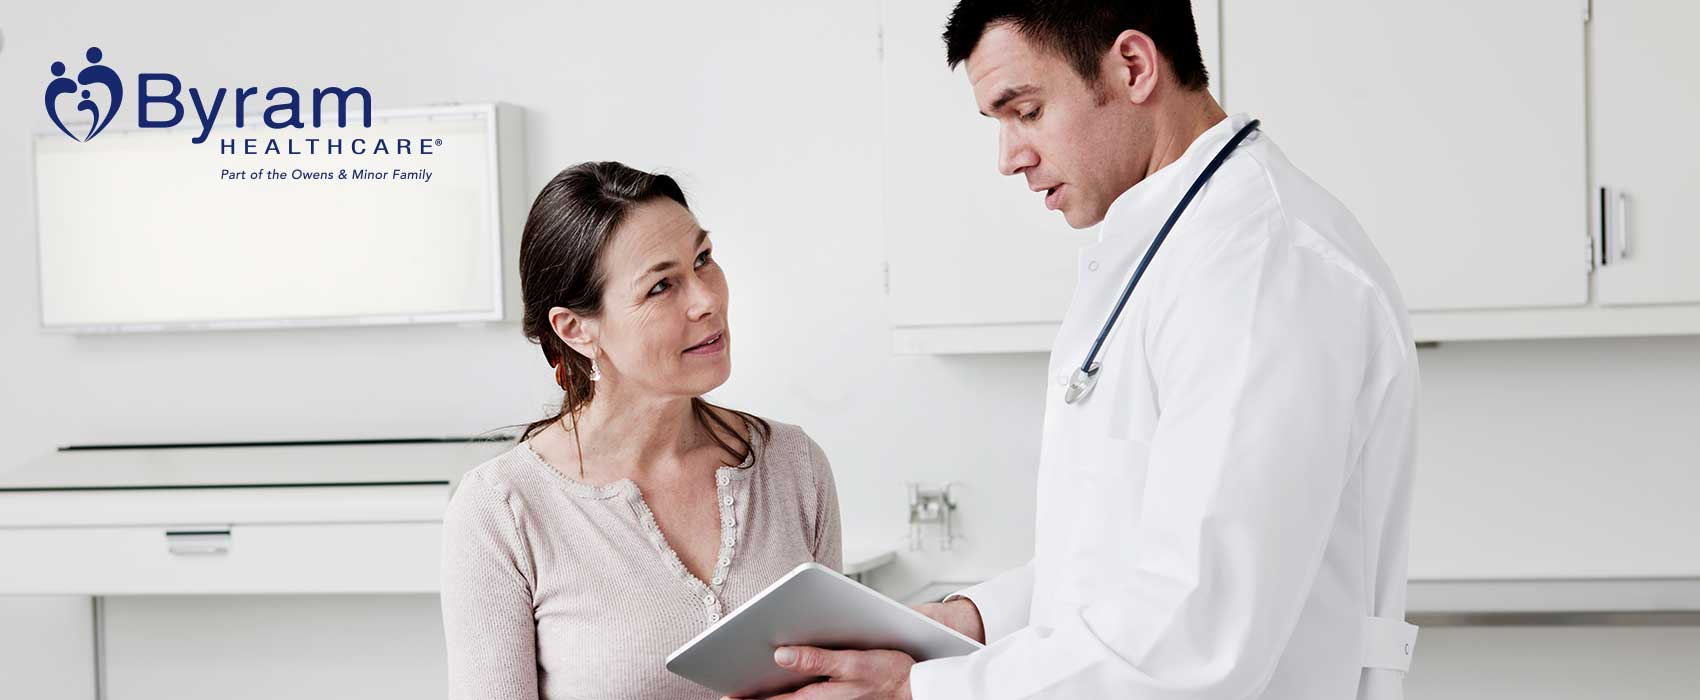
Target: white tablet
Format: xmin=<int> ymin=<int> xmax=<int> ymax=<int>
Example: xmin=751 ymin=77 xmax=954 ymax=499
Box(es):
xmin=666 ymin=562 xmax=983 ymax=697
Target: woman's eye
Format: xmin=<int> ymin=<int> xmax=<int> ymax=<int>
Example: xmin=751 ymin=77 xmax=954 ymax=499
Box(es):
xmin=695 ymin=250 xmax=713 ymax=268
xmin=647 ymin=279 xmax=670 ymax=297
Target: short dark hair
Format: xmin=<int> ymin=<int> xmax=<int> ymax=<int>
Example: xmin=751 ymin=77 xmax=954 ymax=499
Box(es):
xmin=943 ymin=0 xmax=1209 ymax=92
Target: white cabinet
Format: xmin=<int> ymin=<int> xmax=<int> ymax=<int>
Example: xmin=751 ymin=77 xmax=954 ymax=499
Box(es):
xmin=0 ymin=487 xmax=449 ymax=595
xmin=1591 ymin=0 xmax=1700 ymax=306
xmin=882 ymin=0 xmax=1222 ymax=353
xmin=0 ymin=440 xmax=505 ymax=595
xmin=884 ymin=0 xmax=1700 ymax=352
xmin=1221 ymin=0 xmax=1589 ymax=313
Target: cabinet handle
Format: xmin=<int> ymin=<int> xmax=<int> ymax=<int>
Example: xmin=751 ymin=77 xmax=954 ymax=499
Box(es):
xmin=1599 ymin=187 xmax=1610 ymax=266
xmin=1601 ymin=187 xmax=1631 ymax=265
xmin=1614 ymin=190 xmax=1630 ymax=260
xmin=165 ymin=529 xmax=231 ymax=556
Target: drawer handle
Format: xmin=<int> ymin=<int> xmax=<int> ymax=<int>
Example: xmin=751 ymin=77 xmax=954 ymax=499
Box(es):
xmin=165 ymin=529 xmax=232 ymax=556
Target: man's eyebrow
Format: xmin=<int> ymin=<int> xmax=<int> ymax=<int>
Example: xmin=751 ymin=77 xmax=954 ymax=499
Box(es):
xmin=634 ymin=229 xmax=712 ymax=282
xmin=981 ymin=84 xmax=1040 ymax=116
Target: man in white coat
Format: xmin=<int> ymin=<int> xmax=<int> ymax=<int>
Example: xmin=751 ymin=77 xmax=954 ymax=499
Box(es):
xmin=755 ymin=1 xmax=1420 ymax=698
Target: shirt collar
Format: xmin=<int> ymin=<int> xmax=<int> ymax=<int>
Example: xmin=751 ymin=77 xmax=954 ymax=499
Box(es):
xmin=1095 ymin=112 xmax=1253 ymax=246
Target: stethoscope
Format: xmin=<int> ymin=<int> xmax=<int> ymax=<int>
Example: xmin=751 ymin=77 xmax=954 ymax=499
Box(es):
xmin=1063 ymin=118 xmax=1262 ymax=405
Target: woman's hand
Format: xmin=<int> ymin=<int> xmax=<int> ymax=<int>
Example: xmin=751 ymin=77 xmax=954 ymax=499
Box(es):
xmin=912 ymin=598 xmax=985 ymax=644
xmin=726 ymin=646 xmax=917 ymax=700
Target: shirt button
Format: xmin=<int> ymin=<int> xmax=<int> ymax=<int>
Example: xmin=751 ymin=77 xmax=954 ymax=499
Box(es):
xmin=722 ymin=516 xmax=735 ymax=527
xmin=718 ymin=556 xmax=731 ymax=567
xmin=724 ymin=537 xmax=736 ymax=547
xmin=702 ymin=593 xmax=715 ymax=606
xmin=716 ymin=474 xmax=730 ymax=486
xmin=721 ymin=495 xmax=734 ymax=506
xmin=712 ymin=575 xmax=724 ymax=586
xmin=1087 ymin=260 xmax=1100 ymax=271
xmin=708 ymin=610 xmax=721 ymax=621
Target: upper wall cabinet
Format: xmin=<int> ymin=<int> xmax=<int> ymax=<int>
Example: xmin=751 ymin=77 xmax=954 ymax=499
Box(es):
xmin=1221 ymin=0 xmax=1589 ymax=313
xmin=884 ymin=0 xmax=1700 ymax=353
xmin=881 ymin=0 xmax=1221 ymax=354
xmin=1591 ymin=1 xmax=1700 ymax=307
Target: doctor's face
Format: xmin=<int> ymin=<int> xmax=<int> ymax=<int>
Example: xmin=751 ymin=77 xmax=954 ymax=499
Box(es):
xmin=965 ymin=24 xmax=1148 ymax=229
xmin=587 ymin=200 xmax=732 ymax=399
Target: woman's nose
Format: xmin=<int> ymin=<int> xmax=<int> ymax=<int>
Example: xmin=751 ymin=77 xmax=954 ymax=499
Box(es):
xmin=684 ymin=277 xmax=721 ymax=320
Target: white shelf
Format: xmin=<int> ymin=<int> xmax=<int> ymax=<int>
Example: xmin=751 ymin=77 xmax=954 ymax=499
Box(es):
xmin=888 ymin=578 xmax=1700 ymax=615
xmin=893 ymin=303 xmax=1700 ymax=355
xmin=1408 ymin=578 xmax=1700 ymax=615
xmin=843 ymin=545 xmax=898 ymax=578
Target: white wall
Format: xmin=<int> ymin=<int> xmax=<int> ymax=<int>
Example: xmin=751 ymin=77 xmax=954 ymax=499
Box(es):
xmin=1 ymin=1 xmax=1697 ymax=698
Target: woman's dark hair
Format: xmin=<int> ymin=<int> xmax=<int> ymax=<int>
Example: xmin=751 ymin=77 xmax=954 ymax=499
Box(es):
xmin=515 ymin=161 xmax=769 ymax=475
xmin=943 ymin=0 xmax=1210 ymax=92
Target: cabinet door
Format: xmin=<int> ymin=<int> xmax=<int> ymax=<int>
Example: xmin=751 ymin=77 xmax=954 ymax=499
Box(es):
xmin=882 ymin=0 xmax=1222 ymax=336
xmin=1592 ymin=1 xmax=1700 ymax=306
xmin=1222 ymin=0 xmax=1590 ymax=312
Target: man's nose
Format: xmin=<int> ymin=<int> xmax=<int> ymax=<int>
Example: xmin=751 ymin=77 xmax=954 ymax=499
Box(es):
xmin=998 ymin=126 xmax=1038 ymax=177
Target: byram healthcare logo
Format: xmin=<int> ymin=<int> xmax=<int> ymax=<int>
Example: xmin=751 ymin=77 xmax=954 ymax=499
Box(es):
xmin=42 ymin=45 xmax=375 ymax=146
xmin=44 ymin=46 xmax=122 ymax=142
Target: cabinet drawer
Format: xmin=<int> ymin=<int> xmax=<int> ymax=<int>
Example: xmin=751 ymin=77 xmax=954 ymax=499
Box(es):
xmin=0 ymin=522 xmax=443 ymax=595
xmin=0 ymin=484 xmax=451 ymax=528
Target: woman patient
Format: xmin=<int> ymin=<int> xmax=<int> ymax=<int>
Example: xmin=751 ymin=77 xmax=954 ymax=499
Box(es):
xmin=441 ymin=161 xmax=842 ymax=699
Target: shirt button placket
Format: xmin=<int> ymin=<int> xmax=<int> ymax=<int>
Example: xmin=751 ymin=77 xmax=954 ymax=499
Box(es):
xmin=702 ymin=592 xmax=720 ymax=621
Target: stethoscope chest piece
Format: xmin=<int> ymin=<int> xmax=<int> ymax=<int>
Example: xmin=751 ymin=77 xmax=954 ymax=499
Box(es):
xmin=1063 ymin=362 xmax=1102 ymax=404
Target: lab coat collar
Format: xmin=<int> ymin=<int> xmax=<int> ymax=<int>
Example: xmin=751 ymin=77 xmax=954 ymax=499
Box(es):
xmin=1095 ymin=112 xmax=1254 ymax=245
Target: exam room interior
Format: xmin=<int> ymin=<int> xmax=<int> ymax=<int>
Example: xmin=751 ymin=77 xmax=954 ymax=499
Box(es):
xmin=3 ymin=0 xmax=1699 ymax=698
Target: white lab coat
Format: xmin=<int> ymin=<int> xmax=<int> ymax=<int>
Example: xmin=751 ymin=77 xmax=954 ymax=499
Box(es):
xmin=909 ymin=114 xmax=1420 ymax=700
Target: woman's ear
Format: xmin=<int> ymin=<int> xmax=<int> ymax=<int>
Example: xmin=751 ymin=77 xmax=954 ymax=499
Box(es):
xmin=548 ymin=306 xmax=598 ymax=361
xmin=1108 ymin=29 xmax=1161 ymax=105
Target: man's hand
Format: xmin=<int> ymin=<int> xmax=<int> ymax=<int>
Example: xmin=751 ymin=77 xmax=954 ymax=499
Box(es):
xmin=724 ymin=646 xmax=916 ymax=700
xmin=913 ymin=598 xmax=985 ymax=644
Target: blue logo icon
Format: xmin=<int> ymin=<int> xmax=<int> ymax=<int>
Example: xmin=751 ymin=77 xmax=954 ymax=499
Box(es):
xmin=45 ymin=46 xmax=124 ymax=142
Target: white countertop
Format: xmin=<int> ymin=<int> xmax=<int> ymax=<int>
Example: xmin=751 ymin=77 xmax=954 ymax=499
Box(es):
xmin=0 ymin=439 xmax=511 ymax=492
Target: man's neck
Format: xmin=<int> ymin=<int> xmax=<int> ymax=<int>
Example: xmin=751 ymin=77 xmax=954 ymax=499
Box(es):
xmin=1143 ymin=94 xmax=1229 ymax=179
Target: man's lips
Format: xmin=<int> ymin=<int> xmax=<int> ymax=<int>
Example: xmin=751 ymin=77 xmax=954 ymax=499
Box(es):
xmin=1041 ymin=184 xmax=1064 ymax=210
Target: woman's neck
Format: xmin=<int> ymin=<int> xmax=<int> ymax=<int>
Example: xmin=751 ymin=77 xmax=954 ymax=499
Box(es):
xmin=565 ymin=383 xmax=700 ymax=481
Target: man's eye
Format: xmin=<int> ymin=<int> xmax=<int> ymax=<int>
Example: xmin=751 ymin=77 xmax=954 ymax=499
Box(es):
xmin=695 ymin=250 xmax=713 ymax=268
xmin=648 ymin=280 xmax=670 ymax=297
xmin=1020 ymin=107 xmax=1042 ymax=122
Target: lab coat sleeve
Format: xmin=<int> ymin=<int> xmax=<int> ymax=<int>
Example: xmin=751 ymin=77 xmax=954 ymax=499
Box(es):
xmin=911 ymin=233 xmax=1393 ymax=699
xmin=944 ymin=560 xmax=1035 ymax=644
xmin=804 ymin=434 xmax=845 ymax=572
xmin=440 ymin=473 xmax=541 ymax=700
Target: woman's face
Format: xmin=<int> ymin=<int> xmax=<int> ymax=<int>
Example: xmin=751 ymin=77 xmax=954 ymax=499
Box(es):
xmin=578 ymin=199 xmax=731 ymax=400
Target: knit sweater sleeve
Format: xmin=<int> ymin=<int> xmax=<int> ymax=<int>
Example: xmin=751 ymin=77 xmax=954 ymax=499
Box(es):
xmin=804 ymin=434 xmax=843 ymax=572
xmin=441 ymin=471 xmax=541 ymax=700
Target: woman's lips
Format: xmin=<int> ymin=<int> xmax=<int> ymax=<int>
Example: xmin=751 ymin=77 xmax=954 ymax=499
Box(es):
xmin=684 ymin=332 xmax=725 ymax=355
